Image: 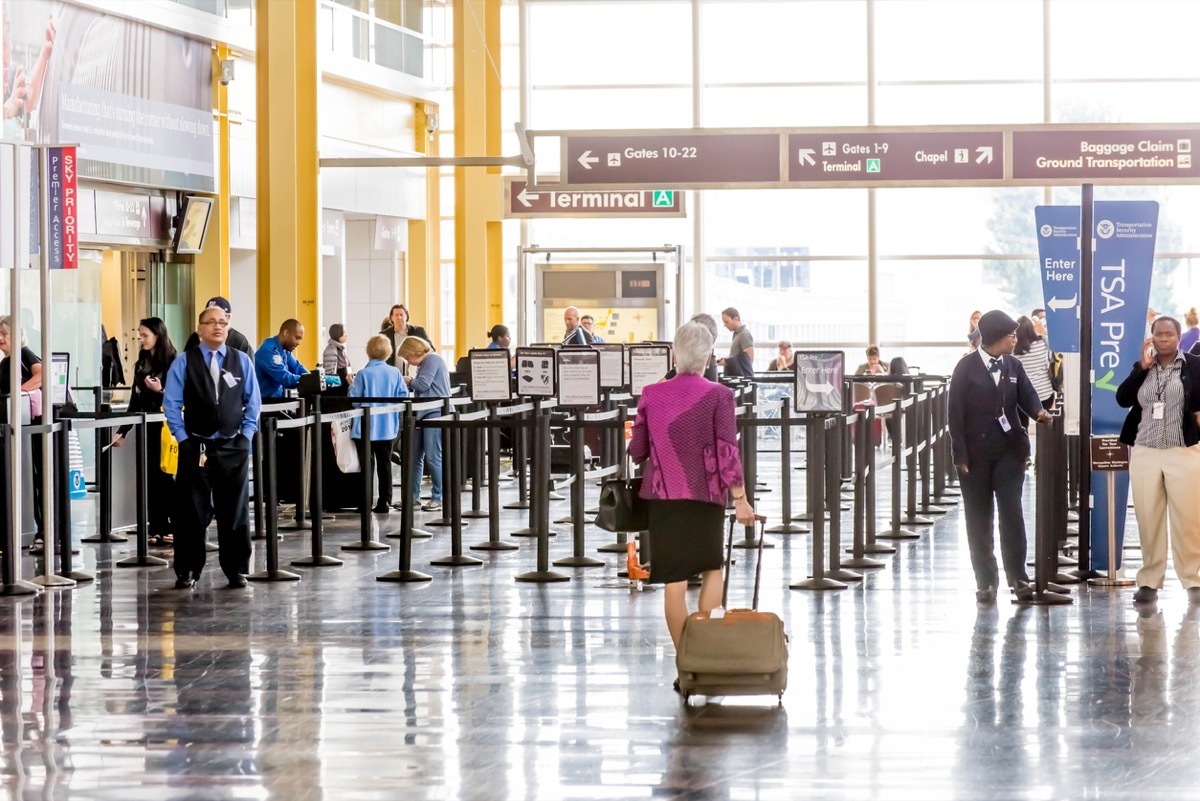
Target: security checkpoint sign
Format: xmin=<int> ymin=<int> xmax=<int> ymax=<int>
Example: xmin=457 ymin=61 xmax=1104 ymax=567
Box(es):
xmin=515 ymin=347 xmax=556 ymax=398
xmin=467 ymin=348 xmax=512 ymax=403
xmin=504 ymin=178 xmax=684 ymax=219
xmin=1034 ymin=206 xmax=1081 ymax=353
xmin=564 ymin=132 xmax=782 ymax=187
xmin=794 ymin=351 xmax=846 ymax=414
xmin=556 ymin=349 xmax=601 ymax=407
xmin=628 ymin=345 xmax=671 ymax=397
xmin=1012 ymin=128 xmax=1200 ymax=181
xmin=789 ymin=131 xmax=1003 ymax=183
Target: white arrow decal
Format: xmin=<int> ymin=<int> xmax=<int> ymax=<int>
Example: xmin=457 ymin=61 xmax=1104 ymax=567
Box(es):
xmin=578 ymin=150 xmax=598 ymax=170
xmin=975 ymin=146 xmax=994 ymax=164
xmin=804 ymin=379 xmax=835 ymax=393
xmin=797 ymin=148 xmax=816 ymax=166
xmin=516 ymin=186 xmax=539 ymax=207
xmin=1047 ymin=294 xmax=1077 ymax=311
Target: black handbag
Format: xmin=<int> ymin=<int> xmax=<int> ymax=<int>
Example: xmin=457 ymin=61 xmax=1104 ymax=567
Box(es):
xmin=595 ymin=477 xmax=648 ymax=532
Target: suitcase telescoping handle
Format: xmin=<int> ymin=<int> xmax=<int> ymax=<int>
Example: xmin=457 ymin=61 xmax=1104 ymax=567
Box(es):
xmin=723 ymin=513 xmax=768 ymax=611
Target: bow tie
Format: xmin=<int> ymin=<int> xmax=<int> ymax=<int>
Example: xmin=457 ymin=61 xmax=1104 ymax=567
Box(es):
xmin=988 ymin=357 xmax=1002 ymax=373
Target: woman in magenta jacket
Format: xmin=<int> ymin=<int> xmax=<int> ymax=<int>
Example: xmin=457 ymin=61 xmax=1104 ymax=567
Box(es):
xmin=629 ymin=320 xmax=757 ymax=669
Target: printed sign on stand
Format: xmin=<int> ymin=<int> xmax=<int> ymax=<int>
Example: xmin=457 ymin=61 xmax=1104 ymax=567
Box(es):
xmin=629 ymin=344 xmax=671 ymax=397
xmin=594 ymin=343 xmax=626 ymax=389
xmin=1034 ymin=205 xmax=1081 ymax=353
xmin=467 ymin=348 xmax=512 ymax=403
xmin=794 ymin=351 xmax=846 ymax=413
xmin=47 ymin=147 xmax=78 ymax=269
xmin=515 ymin=347 xmax=556 ymax=398
xmin=556 ymin=349 xmax=601 ymax=407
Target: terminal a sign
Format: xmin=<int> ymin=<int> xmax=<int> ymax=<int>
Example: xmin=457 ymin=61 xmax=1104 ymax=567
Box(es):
xmin=503 ymin=178 xmax=684 ymax=219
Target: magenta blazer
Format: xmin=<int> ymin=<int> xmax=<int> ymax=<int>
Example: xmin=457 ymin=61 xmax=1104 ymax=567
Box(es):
xmin=628 ymin=373 xmax=745 ymax=504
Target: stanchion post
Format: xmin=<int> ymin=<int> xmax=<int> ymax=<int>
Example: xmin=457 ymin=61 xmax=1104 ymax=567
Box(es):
xmin=292 ymin=396 xmax=343 ymax=567
xmin=426 ymin=399 xmax=455 ymax=527
xmin=115 ymin=416 xmax=167 ymax=569
xmin=377 ymin=406 xmax=432 ymax=582
xmin=791 ymin=416 xmax=845 ymax=591
xmin=57 ymin=419 xmax=92 ymax=583
xmin=555 ymin=410 xmax=604 ymax=568
xmin=344 ymin=406 xmax=390 ymax=552
xmin=462 ymin=417 xmax=488 ymax=518
xmin=431 ymin=414 xmax=483 ymax=567
xmin=249 ymin=416 xmax=301 ymax=582
xmin=733 ymin=413 xmax=772 ymax=550
xmin=516 ymin=400 xmax=569 ymax=582
xmin=766 ymin=401 xmax=809 ymax=535
xmin=825 ymin=415 xmax=864 ymax=581
xmin=901 ymin=394 xmax=934 ymax=527
xmin=860 ymin=403 xmax=894 ymax=556
xmin=82 ymin=420 xmax=126 ymax=543
xmin=1029 ymin=411 xmax=1073 ymax=604
xmin=251 ymin=429 xmax=266 ymax=540
xmin=472 ymin=405 xmax=518 ymax=551
xmin=879 ymin=398 xmax=921 ymax=541
xmin=917 ymin=392 xmax=946 ymax=516
xmin=0 ymin=425 xmax=39 ymax=596
xmin=504 ymin=410 xmax=530 ymax=510
xmin=596 ymin=406 xmax=631 ymax=554
xmin=844 ymin=407 xmax=888 ymax=569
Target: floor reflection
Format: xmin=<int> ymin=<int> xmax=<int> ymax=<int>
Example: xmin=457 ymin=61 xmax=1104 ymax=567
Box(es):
xmin=8 ymin=468 xmax=1200 ymax=797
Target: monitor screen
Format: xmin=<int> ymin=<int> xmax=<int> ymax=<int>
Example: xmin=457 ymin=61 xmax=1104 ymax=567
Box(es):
xmin=174 ymin=196 xmax=214 ymax=254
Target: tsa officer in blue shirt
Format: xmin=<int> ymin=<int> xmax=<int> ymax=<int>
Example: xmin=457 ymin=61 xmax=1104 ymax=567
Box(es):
xmin=163 ymin=306 xmax=262 ymax=589
xmin=255 ymin=319 xmax=309 ymax=399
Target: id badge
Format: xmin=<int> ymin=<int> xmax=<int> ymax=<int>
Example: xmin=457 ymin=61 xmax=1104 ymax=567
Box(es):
xmin=1153 ymin=402 xmax=1165 ymax=420
xmin=998 ymin=411 xmax=1012 ymax=433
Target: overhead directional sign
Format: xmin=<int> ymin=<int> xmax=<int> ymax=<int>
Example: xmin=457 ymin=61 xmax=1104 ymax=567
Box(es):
xmin=564 ymin=133 xmax=781 ymax=187
xmin=532 ymin=124 xmax=1200 ymax=189
xmin=1012 ymin=128 xmax=1200 ymax=180
xmin=503 ymin=178 xmax=685 ymax=219
xmin=789 ymin=131 xmax=1003 ymax=182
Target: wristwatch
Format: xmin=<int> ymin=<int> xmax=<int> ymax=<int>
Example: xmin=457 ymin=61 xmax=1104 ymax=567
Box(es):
xmin=732 ymin=493 xmax=746 ymax=501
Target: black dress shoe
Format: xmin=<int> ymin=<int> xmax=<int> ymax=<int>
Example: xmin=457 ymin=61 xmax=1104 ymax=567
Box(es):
xmin=975 ymin=587 xmax=996 ymax=604
xmin=372 ymin=503 xmax=391 ymax=514
xmin=227 ymin=575 xmax=248 ymax=588
xmin=174 ymin=577 xmax=195 ymax=589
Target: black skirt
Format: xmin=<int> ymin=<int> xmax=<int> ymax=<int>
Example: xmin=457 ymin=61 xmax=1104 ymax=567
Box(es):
xmin=647 ymin=499 xmax=725 ymax=585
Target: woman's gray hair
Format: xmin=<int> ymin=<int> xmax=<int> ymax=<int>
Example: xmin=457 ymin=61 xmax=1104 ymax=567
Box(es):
xmin=0 ymin=316 xmax=26 ymax=345
xmin=673 ymin=320 xmax=715 ymax=375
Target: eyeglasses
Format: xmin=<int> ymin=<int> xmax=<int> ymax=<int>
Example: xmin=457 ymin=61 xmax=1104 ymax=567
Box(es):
xmin=200 ymin=319 xmax=229 ymax=327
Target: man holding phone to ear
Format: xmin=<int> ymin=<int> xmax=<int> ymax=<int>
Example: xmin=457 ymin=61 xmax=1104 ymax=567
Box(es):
xmin=948 ymin=310 xmax=1052 ymax=605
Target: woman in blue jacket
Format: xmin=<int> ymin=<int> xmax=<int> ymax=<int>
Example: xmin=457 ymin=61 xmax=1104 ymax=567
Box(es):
xmin=349 ymin=334 xmax=408 ymax=513
xmin=398 ymin=335 xmax=451 ymax=512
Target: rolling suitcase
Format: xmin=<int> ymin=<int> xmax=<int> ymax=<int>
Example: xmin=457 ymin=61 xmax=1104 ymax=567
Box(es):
xmin=675 ymin=514 xmax=788 ymax=702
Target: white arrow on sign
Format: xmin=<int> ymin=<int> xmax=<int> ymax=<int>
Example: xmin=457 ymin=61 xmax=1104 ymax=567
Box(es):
xmin=516 ymin=186 xmax=539 ymax=208
xmin=1047 ymin=294 xmax=1077 ymax=311
xmin=578 ymin=150 xmax=599 ymax=170
xmin=975 ymin=146 xmax=994 ymax=164
xmin=804 ymin=379 xmax=835 ymax=393
xmin=797 ymin=148 xmax=816 ymax=166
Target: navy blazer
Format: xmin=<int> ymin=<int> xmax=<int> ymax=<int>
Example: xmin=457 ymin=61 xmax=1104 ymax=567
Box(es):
xmin=1115 ymin=353 xmax=1200 ymax=447
xmin=948 ymin=351 xmax=1044 ymax=467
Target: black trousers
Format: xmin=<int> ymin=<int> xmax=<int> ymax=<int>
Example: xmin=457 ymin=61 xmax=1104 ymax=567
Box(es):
xmin=174 ymin=436 xmax=252 ymax=581
xmin=958 ymin=451 xmax=1030 ymax=591
xmin=357 ymin=438 xmax=394 ymax=507
xmin=145 ymin=422 xmax=174 ymax=536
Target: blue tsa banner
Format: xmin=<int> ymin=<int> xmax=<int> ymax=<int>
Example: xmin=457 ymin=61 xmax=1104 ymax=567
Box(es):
xmin=1090 ymin=200 xmax=1158 ymax=572
xmin=1034 ymin=206 xmax=1081 ymax=353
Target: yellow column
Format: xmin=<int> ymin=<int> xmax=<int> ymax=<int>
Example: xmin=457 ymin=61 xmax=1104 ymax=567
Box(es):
xmin=407 ymin=102 xmax=440 ymax=343
xmin=193 ymin=43 xmax=231 ymax=311
xmin=256 ymin=0 xmax=320 ymax=366
xmin=453 ymin=0 xmax=503 ymax=358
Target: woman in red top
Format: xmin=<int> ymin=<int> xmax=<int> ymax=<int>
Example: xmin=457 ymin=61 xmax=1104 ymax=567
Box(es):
xmin=629 ymin=320 xmax=756 ymax=663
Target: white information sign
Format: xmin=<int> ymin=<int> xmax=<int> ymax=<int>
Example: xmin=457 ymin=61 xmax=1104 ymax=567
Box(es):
xmin=629 ymin=345 xmax=670 ymax=396
xmin=468 ymin=348 xmax=512 ymax=403
xmin=594 ymin=344 xmax=625 ymax=389
xmin=794 ymin=351 xmax=846 ymax=414
xmin=516 ymin=347 xmax=556 ymax=397
xmin=556 ymin=350 xmax=601 ymax=407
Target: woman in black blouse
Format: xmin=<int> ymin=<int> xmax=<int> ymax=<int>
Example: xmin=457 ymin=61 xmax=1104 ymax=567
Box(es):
xmin=112 ymin=318 xmax=177 ymax=545
xmin=0 ymin=315 xmax=44 ymax=543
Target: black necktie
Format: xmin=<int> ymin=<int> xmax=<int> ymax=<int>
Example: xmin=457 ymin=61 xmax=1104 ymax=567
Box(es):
xmin=988 ymin=357 xmax=1001 ymax=373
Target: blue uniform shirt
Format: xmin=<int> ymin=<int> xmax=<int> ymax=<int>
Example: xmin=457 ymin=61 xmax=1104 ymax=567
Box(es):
xmin=254 ymin=335 xmax=308 ymax=398
xmin=164 ymin=344 xmax=262 ymax=443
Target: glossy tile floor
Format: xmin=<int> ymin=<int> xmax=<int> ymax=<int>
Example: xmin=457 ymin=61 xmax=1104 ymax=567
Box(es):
xmin=0 ymin=457 xmax=1189 ymax=800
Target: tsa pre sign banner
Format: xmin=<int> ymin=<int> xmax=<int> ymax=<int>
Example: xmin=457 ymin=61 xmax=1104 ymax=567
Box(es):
xmin=1034 ymin=206 xmax=1081 ymax=353
xmin=46 ymin=147 xmax=79 ymax=269
xmin=1090 ymin=200 xmax=1158 ymax=571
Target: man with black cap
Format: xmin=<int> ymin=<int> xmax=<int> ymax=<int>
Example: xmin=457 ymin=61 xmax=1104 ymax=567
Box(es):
xmin=184 ymin=297 xmax=254 ymax=358
xmin=948 ymin=309 xmax=1052 ymax=604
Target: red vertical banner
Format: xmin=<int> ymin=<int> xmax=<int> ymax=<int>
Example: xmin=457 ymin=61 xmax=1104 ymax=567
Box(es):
xmin=47 ymin=147 xmax=78 ymax=269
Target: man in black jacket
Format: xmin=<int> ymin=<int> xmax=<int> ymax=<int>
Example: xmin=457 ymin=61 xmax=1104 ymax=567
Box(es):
xmin=948 ymin=310 xmax=1052 ymax=604
xmin=381 ymin=304 xmax=433 ymax=369
xmin=183 ymin=297 xmax=254 ymax=358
